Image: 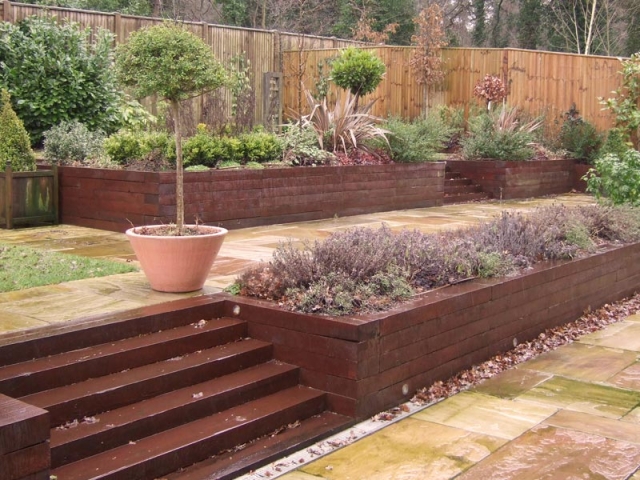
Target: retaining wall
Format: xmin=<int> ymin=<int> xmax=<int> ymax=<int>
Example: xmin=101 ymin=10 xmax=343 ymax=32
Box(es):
xmin=59 ymin=164 xmax=445 ymax=232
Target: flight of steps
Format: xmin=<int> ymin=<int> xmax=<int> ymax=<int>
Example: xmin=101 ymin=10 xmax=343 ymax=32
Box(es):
xmin=0 ymin=316 xmax=351 ymax=480
xmin=444 ymin=168 xmax=491 ymax=204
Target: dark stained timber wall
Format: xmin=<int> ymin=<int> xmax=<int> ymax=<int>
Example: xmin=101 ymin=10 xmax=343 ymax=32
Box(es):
xmin=228 ymin=242 xmax=640 ymax=419
xmin=59 ymin=164 xmax=445 ymax=232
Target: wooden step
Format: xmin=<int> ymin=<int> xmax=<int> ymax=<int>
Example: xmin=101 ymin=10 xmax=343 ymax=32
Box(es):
xmin=166 ymin=411 xmax=353 ymax=480
xmin=444 ymin=184 xmax=483 ymax=196
xmin=51 ymin=361 xmax=300 ymax=468
xmin=51 ymin=386 xmax=328 ymax=480
xmin=445 ymin=177 xmax=472 ymax=187
xmin=21 ymin=338 xmax=273 ymax=426
xmin=0 ymin=318 xmax=246 ymax=397
xmin=444 ymin=192 xmax=492 ymax=204
xmin=445 ymin=170 xmax=462 ymax=179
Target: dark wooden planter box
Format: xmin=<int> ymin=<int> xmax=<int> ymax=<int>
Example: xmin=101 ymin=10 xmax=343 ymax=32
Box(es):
xmin=226 ymin=241 xmax=640 ymax=419
xmin=447 ymin=159 xmax=579 ymax=199
xmin=59 ymin=163 xmax=445 ymax=233
xmin=0 ymin=164 xmax=58 ymax=229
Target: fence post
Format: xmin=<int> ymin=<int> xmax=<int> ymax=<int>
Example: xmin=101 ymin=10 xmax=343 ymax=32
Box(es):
xmin=52 ymin=164 xmax=59 ymax=225
xmin=5 ymin=161 xmax=13 ymax=229
xmin=3 ymin=0 xmax=12 ymax=22
xmin=114 ymin=12 xmax=121 ymax=44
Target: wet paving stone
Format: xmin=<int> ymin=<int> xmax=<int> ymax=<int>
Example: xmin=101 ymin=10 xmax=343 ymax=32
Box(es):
xmin=519 ymin=342 xmax=637 ymax=382
xmin=516 ymin=376 xmax=640 ymax=419
xmin=544 ymin=410 xmax=640 ymax=445
xmin=296 ymin=417 xmax=505 ymax=480
xmin=457 ymin=424 xmax=640 ymax=480
xmin=578 ymin=321 xmax=640 ymax=352
xmin=608 ymin=362 xmax=640 ymax=391
xmin=412 ymin=391 xmax=557 ymax=440
xmin=472 ymin=368 xmax=552 ymax=399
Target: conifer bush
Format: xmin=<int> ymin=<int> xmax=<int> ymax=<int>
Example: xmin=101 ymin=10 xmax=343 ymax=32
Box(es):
xmin=0 ymin=89 xmax=36 ymax=171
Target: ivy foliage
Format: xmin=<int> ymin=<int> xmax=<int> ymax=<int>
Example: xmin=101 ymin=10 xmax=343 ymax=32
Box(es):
xmin=330 ymin=47 xmax=385 ymax=98
xmin=0 ymin=90 xmax=36 ymax=172
xmin=0 ymin=16 xmax=121 ymax=145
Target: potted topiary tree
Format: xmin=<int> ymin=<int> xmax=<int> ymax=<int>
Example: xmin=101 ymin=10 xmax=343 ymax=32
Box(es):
xmin=115 ymin=23 xmax=229 ymax=292
xmin=0 ymin=89 xmax=58 ymax=229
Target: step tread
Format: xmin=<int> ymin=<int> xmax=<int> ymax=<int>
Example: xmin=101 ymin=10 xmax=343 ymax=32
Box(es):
xmin=444 ymin=178 xmax=472 ymax=186
xmin=444 ymin=192 xmax=491 ymax=204
xmin=445 ymin=184 xmax=484 ymax=195
xmin=51 ymin=386 xmax=326 ymax=480
xmin=50 ymin=361 xmax=299 ymax=467
xmin=0 ymin=318 xmax=245 ymax=397
xmin=21 ymin=338 xmax=272 ymax=424
xmin=166 ymin=411 xmax=353 ymax=480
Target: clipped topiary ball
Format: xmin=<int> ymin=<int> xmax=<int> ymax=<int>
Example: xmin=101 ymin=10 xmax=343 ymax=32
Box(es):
xmin=0 ymin=89 xmax=36 ymax=172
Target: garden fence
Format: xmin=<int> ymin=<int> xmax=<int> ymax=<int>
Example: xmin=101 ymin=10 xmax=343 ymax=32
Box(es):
xmin=0 ymin=0 xmax=363 ymax=132
xmin=0 ymin=0 xmax=633 ymax=132
xmin=283 ymin=47 xmax=628 ymax=131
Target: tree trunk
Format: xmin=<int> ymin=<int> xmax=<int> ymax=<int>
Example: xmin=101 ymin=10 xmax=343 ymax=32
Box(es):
xmin=172 ymin=100 xmax=185 ymax=233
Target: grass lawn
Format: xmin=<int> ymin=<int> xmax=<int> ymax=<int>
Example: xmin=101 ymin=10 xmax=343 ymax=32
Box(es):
xmin=0 ymin=243 xmax=137 ymax=293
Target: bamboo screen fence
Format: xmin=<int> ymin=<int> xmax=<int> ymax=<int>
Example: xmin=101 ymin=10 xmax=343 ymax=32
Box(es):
xmin=0 ymin=0 xmax=362 ymax=130
xmin=283 ymin=47 xmax=627 ymax=131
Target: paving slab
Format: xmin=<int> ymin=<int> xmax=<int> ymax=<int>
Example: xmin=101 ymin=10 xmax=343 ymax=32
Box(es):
xmin=471 ymin=368 xmax=552 ymax=399
xmin=295 ymin=417 xmax=505 ymax=480
xmin=517 ymin=342 xmax=637 ymax=382
xmin=457 ymin=424 xmax=640 ymax=480
xmin=578 ymin=321 xmax=640 ymax=352
xmin=412 ymin=391 xmax=557 ymax=440
xmin=516 ymin=375 xmax=640 ymax=419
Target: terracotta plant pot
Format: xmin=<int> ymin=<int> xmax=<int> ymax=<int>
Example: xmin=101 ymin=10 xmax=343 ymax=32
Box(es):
xmin=126 ymin=225 xmax=227 ymax=293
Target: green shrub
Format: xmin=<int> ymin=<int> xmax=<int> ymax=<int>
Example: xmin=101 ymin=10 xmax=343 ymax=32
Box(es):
xmin=104 ymin=130 xmax=171 ymax=165
xmin=281 ymin=124 xmax=332 ymax=166
xmin=585 ymin=149 xmax=640 ymax=206
xmin=239 ymin=131 xmax=283 ymax=163
xmin=330 ymin=47 xmax=385 ymax=98
xmin=43 ymin=121 xmax=105 ymax=165
xmin=558 ymin=106 xmax=603 ymax=163
xmin=0 ymin=16 xmax=121 ymax=145
xmin=601 ymin=128 xmax=633 ymax=158
xmin=383 ymin=113 xmax=453 ymax=162
xmin=0 ymin=89 xmax=36 ymax=171
xmin=461 ymin=109 xmax=537 ymax=161
xmin=182 ymin=133 xmax=223 ymax=167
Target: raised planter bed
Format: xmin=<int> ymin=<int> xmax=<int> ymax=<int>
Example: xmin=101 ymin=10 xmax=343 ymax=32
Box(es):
xmin=226 ymin=241 xmax=640 ymax=418
xmin=447 ymin=159 xmax=579 ymax=200
xmin=0 ymin=163 xmax=58 ymax=229
xmin=59 ymin=163 xmax=445 ymax=232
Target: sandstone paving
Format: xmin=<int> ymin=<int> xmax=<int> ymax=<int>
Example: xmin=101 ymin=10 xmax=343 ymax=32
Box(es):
xmin=544 ymin=410 xmax=640 ymax=445
xmin=412 ymin=391 xmax=557 ymax=440
xmin=578 ymin=321 xmax=640 ymax=352
xmin=296 ymin=417 xmax=506 ymax=480
xmin=608 ymin=362 xmax=640 ymax=391
xmin=456 ymin=424 xmax=640 ymax=480
xmin=471 ymin=368 xmax=552 ymax=399
xmin=515 ymin=375 xmax=640 ymax=419
xmin=517 ymin=342 xmax=637 ymax=382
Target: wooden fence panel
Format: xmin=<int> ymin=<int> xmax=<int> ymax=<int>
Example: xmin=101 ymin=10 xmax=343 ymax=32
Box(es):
xmin=0 ymin=0 xmax=361 ymax=129
xmin=283 ymin=46 xmax=627 ymax=131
